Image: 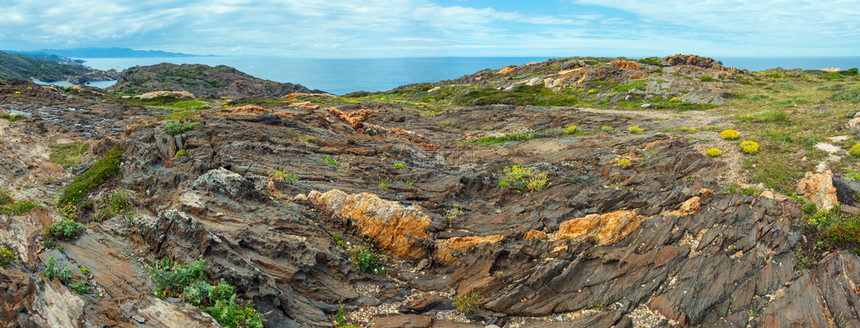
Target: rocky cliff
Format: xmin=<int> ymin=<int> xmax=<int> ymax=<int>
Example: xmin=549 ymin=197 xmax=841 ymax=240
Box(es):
xmin=1 ymin=55 xmax=860 ymax=328
xmin=0 ymin=51 xmax=120 ymax=84
xmin=108 ymin=63 xmax=326 ymax=98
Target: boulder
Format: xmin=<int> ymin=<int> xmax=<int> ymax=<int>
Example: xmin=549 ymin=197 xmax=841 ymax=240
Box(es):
xmin=796 ymin=163 xmax=838 ymax=211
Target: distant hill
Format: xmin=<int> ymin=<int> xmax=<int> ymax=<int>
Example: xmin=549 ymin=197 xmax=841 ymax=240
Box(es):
xmin=108 ymin=63 xmax=325 ymax=98
xmin=31 ymin=47 xmax=204 ymax=58
xmin=0 ymin=50 xmax=120 ymax=83
xmin=2 ymin=50 xmax=86 ymax=66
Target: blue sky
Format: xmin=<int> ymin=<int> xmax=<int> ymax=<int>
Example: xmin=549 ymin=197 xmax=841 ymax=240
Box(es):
xmin=1 ymin=0 xmax=858 ymax=58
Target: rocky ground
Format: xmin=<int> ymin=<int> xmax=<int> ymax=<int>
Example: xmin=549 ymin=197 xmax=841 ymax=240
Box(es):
xmin=1 ymin=55 xmax=860 ymax=328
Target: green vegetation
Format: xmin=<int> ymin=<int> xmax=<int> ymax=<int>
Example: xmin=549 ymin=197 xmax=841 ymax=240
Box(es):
xmin=323 ymin=156 xmax=340 ymax=170
xmin=0 ymin=112 xmax=25 ymax=121
xmin=94 ymin=191 xmax=134 ymax=221
xmin=149 ymin=258 xmax=262 ymax=328
xmin=0 ymin=190 xmax=41 ymax=215
xmin=58 ymin=145 xmax=124 ymax=207
xmin=615 ymin=80 xmax=646 ymax=92
xmin=628 ymin=126 xmax=644 ymax=134
xmin=498 ymin=165 xmax=550 ymax=193
xmin=0 ymin=248 xmax=17 ymax=267
xmin=452 ymin=289 xmax=482 ymax=314
xmin=563 ymin=125 xmax=580 ymax=135
xmin=49 ymin=143 xmax=89 ymax=169
xmin=453 ymin=85 xmax=581 ymax=107
xmin=42 ymin=257 xmax=71 ymax=284
xmin=349 ymin=245 xmax=385 ymax=275
xmin=268 ymin=168 xmax=299 ymax=182
xmin=49 ymin=219 xmax=84 ymax=240
xmin=393 ymin=162 xmax=406 ymax=169
xmin=470 ymin=129 xmax=537 ymax=145
xmin=163 ymin=121 xmax=198 ymax=135
xmin=851 ymin=144 xmax=860 ymax=157
xmin=617 ymin=158 xmax=632 ymax=167
xmin=706 ymin=148 xmax=722 ymax=157
xmin=740 ymin=141 xmax=760 ymax=154
xmin=174 ymin=149 xmax=186 ymax=157
xmin=721 ymin=130 xmax=740 ymax=140
xmin=69 ymin=280 xmax=90 ymax=294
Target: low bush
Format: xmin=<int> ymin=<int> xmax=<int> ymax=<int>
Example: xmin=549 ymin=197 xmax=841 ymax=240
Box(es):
xmin=149 ymin=257 xmax=262 ymax=328
xmin=498 ymin=165 xmax=549 ymax=193
xmin=0 ymin=248 xmax=17 ymax=267
xmin=453 ymin=289 xmax=482 ymax=314
xmin=163 ymin=121 xmax=198 ymax=136
xmin=628 ymin=126 xmax=644 ymax=134
xmin=706 ymin=148 xmax=722 ymax=157
xmin=268 ymin=168 xmax=299 ymax=182
xmin=740 ymin=141 xmax=760 ymax=154
xmin=471 ymin=129 xmax=537 ymax=145
xmin=69 ymin=280 xmax=90 ymax=294
xmin=850 ymin=144 xmax=860 ymax=157
xmin=349 ymin=245 xmax=385 ymax=275
xmin=58 ymin=145 xmax=124 ymax=207
xmin=617 ymin=158 xmax=632 ymax=167
xmin=721 ymin=130 xmax=740 ymax=140
xmin=564 ymin=125 xmax=580 ymax=135
xmin=49 ymin=219 xmax=84 ymax=240
xmin=42 ymin=257 xmax=71 ymax=284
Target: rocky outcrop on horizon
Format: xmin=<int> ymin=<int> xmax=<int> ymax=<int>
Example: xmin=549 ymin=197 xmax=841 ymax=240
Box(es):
xmin=0 ymin=51 xmax=120 ymax=84
xmin=108 ymin=63 xmax=326 ymax=98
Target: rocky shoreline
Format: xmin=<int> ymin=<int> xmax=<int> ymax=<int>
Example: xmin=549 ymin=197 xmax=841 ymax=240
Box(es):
xmin=2 ymin=55 xmax=860 ymax=328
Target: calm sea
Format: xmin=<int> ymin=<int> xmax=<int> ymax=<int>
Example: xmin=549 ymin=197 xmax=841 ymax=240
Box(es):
xmin=65 ymin=56 xmax=860 ymax=95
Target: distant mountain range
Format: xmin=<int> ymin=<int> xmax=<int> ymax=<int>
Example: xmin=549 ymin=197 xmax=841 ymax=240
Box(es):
xmin=5 ymin=47 xmax=207 ymax=59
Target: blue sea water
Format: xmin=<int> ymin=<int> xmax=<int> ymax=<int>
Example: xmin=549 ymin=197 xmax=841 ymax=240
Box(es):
xmin=78 ymin=56 xmax=550 ymax=95
xmin=71 ymin=56 xmax=860 ymax=95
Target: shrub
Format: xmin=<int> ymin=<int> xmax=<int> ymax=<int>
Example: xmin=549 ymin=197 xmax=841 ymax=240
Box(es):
xmin=49 ymin=143 xmax=89 ymax=169
xmin=148 ymin=257 xmax=209 ymax=298
xmin=393 ymin=163 xmax=406 ymax=169
xmin=699 ymin=76 xmax=714 ymax=82
xmin=563 ymin=125 xmax=580 ymax=135
xmin=0 ymin=199 xmax=40 ymax=216
xmin=42 ymin=257 xmax=71 ymax=284
xmin=453 ymin=289 xmax=482 ymax=314
xmin=706 ymin=148 xmax=722 ymax=157
xmin=94 ymin=191 xmax=134 ymax=221
xmin=81 ymin=266 xmax=90 ymax=275
xmin=628 ymin=126 xmax=644 ymax=134
xmin=615 ymin=81 xmax=646 ymax=92
xmin=202 ymin=295 xmax=263 ymax=328
xmin=0 ymin=248 xmax=17 ymax=267
xmin=822 ymin=72 xmax=843 ymax=79
xmin=174 ymin=149 xmax=186 ymax=157
xmin=349 ymin=245 xmax=384 ymax=274
xmin=163 ymin=121 xmax=198 ymax=136
xmin=58 ymin=145 xmax=124 ymax=207
xmin=850 ymin=144 xmax=860 ymax=157
xmin=499 ymin=165 xmax=550 ymax=193
xmin=601 ymin=126 xmax=614 ymax=132
xmin=752 ymin=110 xmax=789 ymax=123
xmin=617 ymin=158 xmax=632 ymax=167
xmin=69 ymin=280 xmax=90 ymax=294
xmin=49 ymin=219 xmax=84 ymax=240
xmin=740 ymin=141 xmax=760 ymax=154
xmin=471 ymin=129 xmax=537 ymax=145
xmin=268 ymin=168 xmax=299 ymax=182
xmin=721 ymin=130 xmax=740 ymax=140
xmin=323 ymin=156 xmax=340 ymax=169
xmin=826 ymin=219 xmax=860 ymax=246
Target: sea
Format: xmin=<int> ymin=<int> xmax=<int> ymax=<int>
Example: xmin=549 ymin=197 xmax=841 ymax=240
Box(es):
xmin=45 ymin=56 xmax=860 ymax=95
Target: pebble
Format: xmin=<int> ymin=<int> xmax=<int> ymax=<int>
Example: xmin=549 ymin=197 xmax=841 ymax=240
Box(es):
xmin=132 ymin=315 xmax=146 ymax=323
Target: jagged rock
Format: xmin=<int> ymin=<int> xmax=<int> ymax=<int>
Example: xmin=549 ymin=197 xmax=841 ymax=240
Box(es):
xmin=308 ymin=189 xmax=432 ymax=260
xmin=551 ymin=210 xmax=646 ymax=245
xmin=435 ymin=235 xmax=504 ymax=265
xmin=610 ymin=60 xmax=640 ymax=70
xmin=662 ymin=54 xmax=723 ymax=69
xmin=796 ymin=163 xmax=838 ymax=211
xmin=760 ymin=251 xmax=860 ymax=326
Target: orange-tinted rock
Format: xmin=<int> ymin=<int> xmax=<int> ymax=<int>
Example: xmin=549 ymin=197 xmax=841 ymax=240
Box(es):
xmin=662 ymin=54 xmax=723 ymax=70
xmin=329 ymin=107 xmax=377 ymax=129
xmin=525 ymin=230 xmax=548 ymax=240
xmin=610 ymin=60 xmax=640 ymax=70
xmin=228 ymin=105 xmax=265 ymax=113
xmin=669 ymin=196 xmax=701 ymax=216
xmin=552 ymin=210 xmax=645 ymax=245
xmin=797 ymin=163 xmax=838 ymax=211
xmin=308 ymin=189 xmax=431 ymax=260
xmin=498 ymin=66 xmax=516 ymax=74
xmin=435 ymin=235 xmax=503 ymax=265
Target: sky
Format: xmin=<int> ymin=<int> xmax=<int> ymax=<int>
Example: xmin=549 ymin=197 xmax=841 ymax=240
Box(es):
xmin=1 ymin=0 xmax=859 ymax=58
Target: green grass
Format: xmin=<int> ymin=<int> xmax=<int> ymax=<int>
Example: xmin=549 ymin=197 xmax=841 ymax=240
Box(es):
xmin=452 ymin=289 xmax=482 ymax=314
xmin=615 ymin=80 xmax=647 ymax=92
xmin=58 ymin=144 xmax=124 ymax=207
xmin=164 ymin=121 xmax=199 ymax=135
xmin=0 ymin=113 xmax=25 ymax=121
xmin=469 ymin=129 xmax=537 ymax=145
xmin=323 ymin=156 xmax=340 ymax=169
xmin=49 ymin=143 xmax=89 ymax=169
xmin=349 ymin=245 xmax=385 ymax=274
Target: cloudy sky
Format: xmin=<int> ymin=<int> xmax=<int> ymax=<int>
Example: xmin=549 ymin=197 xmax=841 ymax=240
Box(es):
xmin=1 ymin=0 xmax=858 ymax=58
